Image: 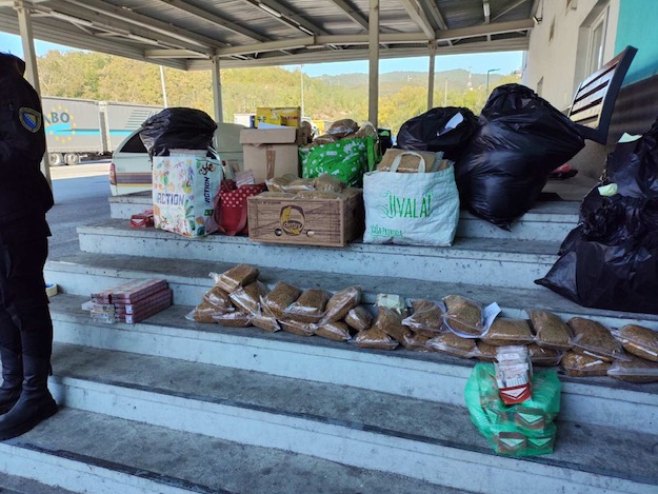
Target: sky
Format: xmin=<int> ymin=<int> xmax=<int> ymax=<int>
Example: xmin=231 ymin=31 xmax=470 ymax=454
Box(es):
xmin=1 ymin=33 xmax=70 ymax=58
xmin=294 ymin=51 xmax=522 ymax=76
xmin=1 ymin=31 xmax=522 ymax=76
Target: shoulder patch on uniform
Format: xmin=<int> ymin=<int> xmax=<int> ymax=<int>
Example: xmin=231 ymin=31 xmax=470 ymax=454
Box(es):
xmin=19 ymin=107 xmax=42 ymax=133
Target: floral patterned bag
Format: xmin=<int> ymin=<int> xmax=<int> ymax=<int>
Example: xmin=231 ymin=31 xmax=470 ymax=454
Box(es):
xmin=152 ymin=150 xmax=223 ymax=237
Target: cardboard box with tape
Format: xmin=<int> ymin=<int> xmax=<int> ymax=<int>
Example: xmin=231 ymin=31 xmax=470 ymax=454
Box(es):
xmin=240 ymin=128 xmax=300 ymax=182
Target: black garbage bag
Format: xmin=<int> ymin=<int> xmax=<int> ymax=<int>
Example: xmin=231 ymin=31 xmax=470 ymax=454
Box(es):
xmin=396 ymin=106 xmax=478 ymax=161
xmin=139 ymin=107 xmax=217 ymax=157
xmin=605 ymin=121 xmax=658 ymax=198
xmin=537 ymin=119 xmax=658 ymax=314
xmin=455 ymin=84 xmax=585 ymax=229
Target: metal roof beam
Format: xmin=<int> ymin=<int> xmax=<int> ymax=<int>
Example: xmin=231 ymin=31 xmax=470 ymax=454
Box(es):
xmin=419 ymin=0 xmax=448 ymax=30
xmin=190 ymin=37 xmax=529 ymax=69
xmin=436 ymin=18 xmax=533 ymax=40
xmin=330 ymin=0 xmax=368 ymax=30
xmin=530 ymin=0 xmax=541 ymax=18
xmin=154 ymin=0 xmax=269 ymax=42
xmin=318 ymin=19 xmax=533 ymax=44
xmin=38 ymin=7 xmax=165 ymax=49
xmin=418 ymin=0 xmax=450 ymax=45
xmin=400 ymin=0 xmax=435 ymax=39
xmin=263 ymin=0 xmax=329 ymax=35
xmin=316 ymin=32 xmax=422 ymax=44
xmin=206 ymin=18 xmax=533 ymax=57
xmin=242 ymin=0 xmax=329 ymax=36
xmin=145 ymin=49 xmax=209 ymax=59
xmin=214 ymin=37 xmax=313 ymax=56
xmin=59 ymin=0 xmax=223 ymax=50
xmin=492 ymin=0 xmax=530 ymax=22
xmin=0 ymin=12 xmax=188 ymax=69
xmin=33 ymin=3 xmax=200 ymax=53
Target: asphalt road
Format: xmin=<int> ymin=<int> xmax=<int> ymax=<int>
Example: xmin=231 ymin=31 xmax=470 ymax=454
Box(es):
xmin=47 ymin=165 xmax=113 ymax=259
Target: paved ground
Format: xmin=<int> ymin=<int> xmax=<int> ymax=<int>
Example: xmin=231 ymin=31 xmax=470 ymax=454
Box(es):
xmin=46 ymin=163 xmax=112 ymax=259
xmin=49 ymin=162 xmax=109 ymax=180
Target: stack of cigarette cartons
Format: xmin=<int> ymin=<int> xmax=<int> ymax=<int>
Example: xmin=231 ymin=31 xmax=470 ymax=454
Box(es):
xmin=89 ymin=279 xmax=172 ymax=324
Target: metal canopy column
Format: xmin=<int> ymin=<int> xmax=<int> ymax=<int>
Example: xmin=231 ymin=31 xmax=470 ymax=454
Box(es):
xmin=368 ymin=0 xmax=379 ymax=127
xmin=14 ymin=0 xmax=52 ymax=185
xmin=211 ymin=56 xmax=224 ymax=123
xmin=427 ymin=41 xmax=437 ymax=110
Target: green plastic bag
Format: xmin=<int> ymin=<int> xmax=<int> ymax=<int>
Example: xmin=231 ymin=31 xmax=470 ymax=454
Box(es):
xmin=300 ymin=137 xmax=377 ymax=187
xmin=465 ymin=363 xmax=561 ymax=457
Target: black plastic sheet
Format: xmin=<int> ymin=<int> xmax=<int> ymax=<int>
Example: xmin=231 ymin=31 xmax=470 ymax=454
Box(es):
xmin=537 ymin=119 xmax=658 ymax=314
xmin=455 ymin=84 xmax=584 ymax=229
xmin=396 ymin=106 xmax=478 ymax=161
xmin=139 ymin=107 xmax=217 ymax=157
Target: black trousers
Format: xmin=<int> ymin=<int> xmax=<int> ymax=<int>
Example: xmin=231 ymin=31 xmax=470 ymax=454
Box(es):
xmin=0 ymin=218 xmax=52 ymax=359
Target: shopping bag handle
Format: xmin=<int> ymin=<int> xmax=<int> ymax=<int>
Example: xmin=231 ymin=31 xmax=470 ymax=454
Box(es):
xmin=389 ymin=151 xmax=426 ymax=173
xmin=207 ymin=146 xmax=235 ymax=180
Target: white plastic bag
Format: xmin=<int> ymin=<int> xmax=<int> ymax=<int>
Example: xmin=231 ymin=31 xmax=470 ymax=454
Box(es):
xmin=363 ymin=153 xmax=459 ymax=246
xmin=152 ymin=149 xmax=222 ymax=237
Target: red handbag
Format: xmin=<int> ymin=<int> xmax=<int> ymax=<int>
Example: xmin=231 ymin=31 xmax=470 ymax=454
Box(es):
xmin=214 ymin=180 xmax=266 ymax=236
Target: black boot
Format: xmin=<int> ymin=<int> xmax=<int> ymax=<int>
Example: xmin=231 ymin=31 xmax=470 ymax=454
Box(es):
xmin=0 ymin=354 xmax=57 ymax=440
xmin=0 ymin=346 xmax=22 ymax=414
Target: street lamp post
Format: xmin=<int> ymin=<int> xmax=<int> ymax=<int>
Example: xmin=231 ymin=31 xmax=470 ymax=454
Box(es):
xmin=159 ymin=65 xmax=169 ymax=107
xmin=300 ymin=64 xmax=304 ymax=118
xmin=486 ymin=68 xmax=500 ymax=95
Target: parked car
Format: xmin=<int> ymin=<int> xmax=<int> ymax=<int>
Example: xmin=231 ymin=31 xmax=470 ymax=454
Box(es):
xmin=109 ymin=122 xmax=245 ymax=196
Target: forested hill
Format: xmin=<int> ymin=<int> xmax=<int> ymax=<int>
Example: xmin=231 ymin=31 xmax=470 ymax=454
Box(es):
xmin=37 ymin=51 xmax=519 ymax=132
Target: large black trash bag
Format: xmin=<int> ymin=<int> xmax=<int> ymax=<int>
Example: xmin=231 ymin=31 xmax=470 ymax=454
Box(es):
xmin=396 ymin=106 xmax=478 ymax=161
xmin=139 ymin=107 xmax=217 ymax=157
xmin=455 ymin=84 xmax=585 ymax=229
xmin=537 ymin=119 xmax=658 ymax=314
xmin=605 ymin=120 xmax=658 ymax=198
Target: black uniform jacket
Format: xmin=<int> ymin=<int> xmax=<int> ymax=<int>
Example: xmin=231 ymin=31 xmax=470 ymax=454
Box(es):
xmin=0 ymin=71 xmax=54 ymax=229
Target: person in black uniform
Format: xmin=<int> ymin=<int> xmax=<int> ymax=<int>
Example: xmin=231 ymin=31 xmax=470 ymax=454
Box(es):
xmin=0 ymin=53 xmax=57 ymax=439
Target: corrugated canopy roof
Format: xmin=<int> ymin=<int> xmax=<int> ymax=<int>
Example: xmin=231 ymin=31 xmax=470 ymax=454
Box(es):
xmin=0 ymin=0 xmax=538 ymax=69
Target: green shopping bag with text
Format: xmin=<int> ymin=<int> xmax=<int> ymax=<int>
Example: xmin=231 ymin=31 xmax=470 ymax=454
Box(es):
xmin=363 ymin=152 xmax=459 ymax=246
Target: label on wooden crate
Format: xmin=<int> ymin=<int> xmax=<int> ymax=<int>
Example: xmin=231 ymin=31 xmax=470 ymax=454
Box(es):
xmin=279 ymin=205 xmax=305 ymax=236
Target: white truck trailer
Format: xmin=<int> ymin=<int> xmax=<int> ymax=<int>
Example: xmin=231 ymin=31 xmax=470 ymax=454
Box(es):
xmin=42 ymin=97 xmax=161 ymax=165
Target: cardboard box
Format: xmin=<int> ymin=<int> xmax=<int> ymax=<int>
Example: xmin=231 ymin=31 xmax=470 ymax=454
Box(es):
xmin=248 ymin=189 xmax=364 ymax=247
xmin=256 ymin=107 xmax=301 ymax=129
xmin=377 ymin=149 xmax=449 ymax=173
xmin=240 ymin=128 xmax=300 ymax=182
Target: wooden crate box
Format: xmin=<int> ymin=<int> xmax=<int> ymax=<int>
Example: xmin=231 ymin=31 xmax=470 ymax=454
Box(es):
xmin=248 ymin=189 xmax=364 ymax=247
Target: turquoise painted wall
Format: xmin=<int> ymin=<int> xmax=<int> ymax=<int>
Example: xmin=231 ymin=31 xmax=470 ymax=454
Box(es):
xmin=615 ymin=0 xmax=658 ymax=83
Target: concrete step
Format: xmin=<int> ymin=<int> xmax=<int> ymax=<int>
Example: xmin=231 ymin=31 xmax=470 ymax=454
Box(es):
xmin=38 ymin=343 xmax=658 ymax=494
xmin=0 ymin=474 xmax=76 ymax=494
xmin=457 ymin=200 xmax=578 ymax=241
xmin=48 ymin=294 xmax=658 ymax=435
xmin=77 ymin=220 xmax=561 ymax=289
xmin=45 ymin=252 xmax=658 ymax=331
xmin=0 ymin=408 xmax=458 ymax=494
xmin=108 ymin=192 xmax=580 ymax=242
xmin=109 ymin=191 xmax=150 ymax=220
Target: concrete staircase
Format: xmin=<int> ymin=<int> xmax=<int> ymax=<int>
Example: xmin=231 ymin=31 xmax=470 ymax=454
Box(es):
xmin=2 ymin=193 xmax=656 ymax=493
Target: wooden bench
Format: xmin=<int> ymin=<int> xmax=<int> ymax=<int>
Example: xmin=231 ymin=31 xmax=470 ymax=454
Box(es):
xmin=569 ymin=45 xmax=637 ymax=144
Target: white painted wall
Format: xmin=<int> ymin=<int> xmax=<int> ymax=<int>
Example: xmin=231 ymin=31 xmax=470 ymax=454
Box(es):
xmin=523 ymin=0 xmax=620 ymax=110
